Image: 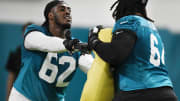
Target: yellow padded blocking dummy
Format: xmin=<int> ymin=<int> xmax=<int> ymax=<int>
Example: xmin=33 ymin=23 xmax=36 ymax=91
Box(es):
xmin=80 ymin=28 xmax=114 ymax=101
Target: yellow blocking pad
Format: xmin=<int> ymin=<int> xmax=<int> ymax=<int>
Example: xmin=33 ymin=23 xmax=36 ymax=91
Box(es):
xmin=80 ymin=28 xmax=114 ymax=101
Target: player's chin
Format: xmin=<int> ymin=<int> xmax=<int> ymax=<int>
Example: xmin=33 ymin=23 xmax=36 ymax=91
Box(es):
xmin=64 ymin=20 xmax=71 ymax=28
xmin=66 ymin=20 xmax=72 ymax=24
xmin=66 ymin=21 xmax=71 ymax=25
xmin=62 ymin=23 xmax=71 ymax=29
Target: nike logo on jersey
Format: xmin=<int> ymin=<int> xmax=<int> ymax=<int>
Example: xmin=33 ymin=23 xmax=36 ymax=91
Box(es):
xmin=115 ymin=30 xmax=124 ymax=35
xmin=120 ymin=21 xmax=128 ymax=25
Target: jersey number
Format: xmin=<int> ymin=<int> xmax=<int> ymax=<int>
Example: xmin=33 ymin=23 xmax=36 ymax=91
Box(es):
xmin=150 ymin=34 xmax=165 ymax=66
xmin=39 ymin=53 xmax=76 ymax=87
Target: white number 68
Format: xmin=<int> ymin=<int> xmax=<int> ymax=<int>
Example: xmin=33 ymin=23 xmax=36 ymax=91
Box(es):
xmin=150 ymin=34 xmax=165 ymax=66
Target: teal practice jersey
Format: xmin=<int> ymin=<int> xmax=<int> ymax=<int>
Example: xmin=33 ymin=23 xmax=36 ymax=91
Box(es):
xmin=14 ymin=24 xmax=80 ymax=101
xmin=113 ymin=15 xmax=173 ymax=91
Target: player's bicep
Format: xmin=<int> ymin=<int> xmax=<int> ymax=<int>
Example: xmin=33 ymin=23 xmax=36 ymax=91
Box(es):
xmin=94 ymin=29 xmax=137 ymax=65
xmin=24 ymin=31 xmax=66 ymax=52
xmin=111 ymin=29 xmax=137 ymax=64
xmin=24 ymin=31 xmax=46 ymax=50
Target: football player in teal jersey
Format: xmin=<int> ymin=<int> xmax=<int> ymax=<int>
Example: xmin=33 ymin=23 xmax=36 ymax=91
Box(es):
xmin=8 ymin=0 xmax=93 ymax=101
xmin=88 ymin=0 xmax=178 ymax=101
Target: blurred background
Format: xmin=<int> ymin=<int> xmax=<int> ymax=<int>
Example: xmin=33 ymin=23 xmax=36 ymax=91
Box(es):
xmin=0 ymin=0 xmax=180 ymax=101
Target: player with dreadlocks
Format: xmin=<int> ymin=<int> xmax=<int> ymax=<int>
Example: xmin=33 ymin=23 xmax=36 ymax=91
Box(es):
xmin=87 ymin=0 xmax=178 ymax=101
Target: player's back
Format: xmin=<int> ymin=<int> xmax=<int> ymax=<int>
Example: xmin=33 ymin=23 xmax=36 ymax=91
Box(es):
xmin=113 ymin=15 xmax=173 ymax=91
xmin=14 ymin=24 xmax=80 ymax=101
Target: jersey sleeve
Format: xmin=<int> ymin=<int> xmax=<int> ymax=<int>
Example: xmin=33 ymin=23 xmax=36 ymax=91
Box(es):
xmin=24 ymin=24 xmax=45 ymax=37
xmin=112 ymin=17 xmax=139 ymax=33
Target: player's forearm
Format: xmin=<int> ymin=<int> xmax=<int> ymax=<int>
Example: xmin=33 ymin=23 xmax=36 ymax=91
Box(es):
xmin=24 ymin=31 xmax=67 ymax=52
xmin=78 ymin=54 xmax=94 ymax=73
xmin=6 ymin=72 xmax=17 ymax=101
xmin=94 ymin=30 xmax=137 ymax=66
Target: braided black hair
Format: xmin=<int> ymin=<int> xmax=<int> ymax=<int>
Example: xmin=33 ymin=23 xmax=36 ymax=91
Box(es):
xmin=110 ymin=0 xmax=153 ymax=22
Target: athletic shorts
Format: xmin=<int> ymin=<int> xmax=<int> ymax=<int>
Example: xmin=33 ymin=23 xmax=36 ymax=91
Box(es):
xmin=113 ymin=86 xmax=178 ymax=101
xmin=8 ymin=87 xmax=30 ymax=101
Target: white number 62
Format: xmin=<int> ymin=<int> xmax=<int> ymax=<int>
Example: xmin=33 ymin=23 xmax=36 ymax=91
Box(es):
xmin=39 ymin=53 xmax=76 ymax=87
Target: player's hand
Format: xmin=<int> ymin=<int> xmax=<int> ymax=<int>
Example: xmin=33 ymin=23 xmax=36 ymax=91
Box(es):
xmin=88 ymin=25 xmax=103 ymax=50
xmin=64 ymin=29 xmax=72 ymax=40
xmin=63 ymin=39 xmax=80 ymax=52
xmin=74 ymin=43 xmax=91 ymax=55
xmin=63 ymin=29 xmax=80 ymax=53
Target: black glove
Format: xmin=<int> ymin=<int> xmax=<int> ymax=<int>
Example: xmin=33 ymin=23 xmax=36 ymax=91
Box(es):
xmin=64 ymin=29 xmax=72 ymax=40
xmin=63 ymin=29 xmax=79 ymax=52
xmin=88 ymin=25 xmax=103 ymax=50
xmin=63 ymin=39 xmax=80 ymax=52
xmin=74 ymin=43 xmax=91 ymax=55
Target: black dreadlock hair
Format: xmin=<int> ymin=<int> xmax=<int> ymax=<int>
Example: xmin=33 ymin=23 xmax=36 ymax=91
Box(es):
xmin=42 ymin=0 xmax=65 ymax=27
xmin=110 ymin=0 xmax=153 ymax=22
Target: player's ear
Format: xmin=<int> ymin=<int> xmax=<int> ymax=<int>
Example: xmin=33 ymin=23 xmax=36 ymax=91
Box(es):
xmin=48 ymin=12 xmax=54 ymax=21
